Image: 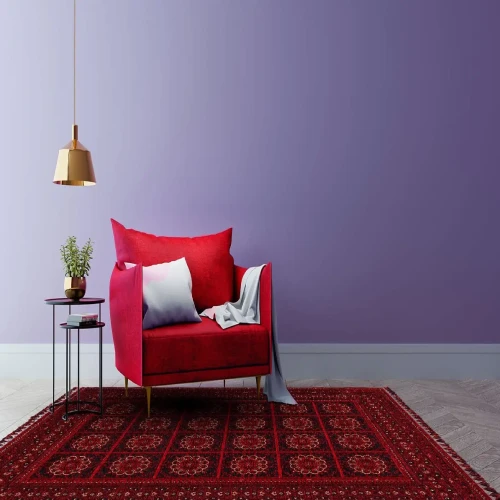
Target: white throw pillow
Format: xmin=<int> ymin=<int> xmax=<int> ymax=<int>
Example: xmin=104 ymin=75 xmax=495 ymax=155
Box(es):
xmin=125 ymin=258 xmax=201 ymax=329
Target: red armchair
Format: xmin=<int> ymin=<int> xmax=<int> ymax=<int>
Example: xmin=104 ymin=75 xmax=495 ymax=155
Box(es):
xmin=109 ymin=263 xmax=273 ymax=416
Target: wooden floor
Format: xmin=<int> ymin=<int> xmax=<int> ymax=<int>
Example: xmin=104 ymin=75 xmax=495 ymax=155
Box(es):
xmin=1 ymin=377 xmax=499 ymax=492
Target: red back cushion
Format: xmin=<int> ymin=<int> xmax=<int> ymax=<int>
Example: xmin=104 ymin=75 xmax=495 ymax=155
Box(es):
xmin=111 ymin=219 xmax=234 ymax=311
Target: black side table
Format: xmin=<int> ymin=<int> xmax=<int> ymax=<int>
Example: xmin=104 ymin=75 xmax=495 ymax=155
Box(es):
xmin=45 ymin=297 xmax=105 ymax=420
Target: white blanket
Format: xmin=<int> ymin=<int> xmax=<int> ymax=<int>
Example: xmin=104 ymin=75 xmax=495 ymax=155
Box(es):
xmin=201 ymin=265 xmax=296 ymax=404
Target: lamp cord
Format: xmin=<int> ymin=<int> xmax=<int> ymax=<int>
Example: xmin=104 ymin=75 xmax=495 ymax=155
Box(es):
xmin=74 ymin=0 xmax=76 ymax=125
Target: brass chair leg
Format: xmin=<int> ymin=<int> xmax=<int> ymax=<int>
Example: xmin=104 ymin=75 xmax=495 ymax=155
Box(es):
xmin=124 ymin=377 xmax=128 ymax=397
xmin=256 ymin=376 xmax=262 ymax=398
xmin=145 ymin=386 xmax=151 ymax=418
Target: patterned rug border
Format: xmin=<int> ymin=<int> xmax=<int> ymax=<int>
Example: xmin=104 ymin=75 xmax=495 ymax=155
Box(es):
xmin=0 ymin=386 xmax=85 ymax=451
xmin=0 ymin=394 xmax=59 ymax=450
xmin=384 ymin=387 xmax=500 ymax=499
xmin=0 ymin=386 xmax=498 ymax=498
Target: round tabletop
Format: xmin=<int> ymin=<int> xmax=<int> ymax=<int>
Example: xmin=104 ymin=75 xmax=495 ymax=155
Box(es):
xmin=60 ymin=322 xmax=105 ymax=330
xmin=45 ymin=297 xmax=105 ymax=305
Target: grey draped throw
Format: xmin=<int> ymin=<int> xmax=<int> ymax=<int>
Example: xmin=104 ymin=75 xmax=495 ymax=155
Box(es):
xmin=201 ymin=265 xmax=296 ymax=405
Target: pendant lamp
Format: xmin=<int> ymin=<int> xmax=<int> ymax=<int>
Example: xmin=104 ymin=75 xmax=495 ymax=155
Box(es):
xmin=53 ymin=0 xmax=96 ymax=186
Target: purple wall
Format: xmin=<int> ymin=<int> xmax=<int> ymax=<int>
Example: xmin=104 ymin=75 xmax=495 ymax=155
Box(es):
xmin=1 ymin=0 xmax=499 ymax=344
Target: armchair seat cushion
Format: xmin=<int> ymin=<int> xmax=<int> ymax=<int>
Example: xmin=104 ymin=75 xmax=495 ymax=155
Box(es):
xmin=143 ymin=318 xmax=269 ymax=376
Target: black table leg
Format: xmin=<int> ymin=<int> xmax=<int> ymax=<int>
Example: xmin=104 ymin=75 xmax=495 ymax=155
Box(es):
xmin=77 ymin=328 xmax=80 ymax=411
xmin=99 ymin=326 xmax=103 ymax=415
xmin=51 ymin=305 xmax=55 ymax=413
xmin=99 ymin=302 xmax=102 ymax=412
xmin=64 ymin=329 xmax=69 ymax=420
xmin=99 ymin=304 xmax=102 ymax=414
xmin=68 ymin=304 xmax=72 ymax=409
xmin=68 ymin=330 xmax=71 ymax=400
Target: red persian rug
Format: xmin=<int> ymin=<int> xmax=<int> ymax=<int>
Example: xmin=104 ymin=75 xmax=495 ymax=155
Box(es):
xmin=0 ymin=387 xmax=497 ymax=499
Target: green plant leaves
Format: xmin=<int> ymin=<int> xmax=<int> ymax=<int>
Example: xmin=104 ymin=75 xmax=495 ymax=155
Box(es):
xmin=60 ymin=236 xmax=94 ymax=277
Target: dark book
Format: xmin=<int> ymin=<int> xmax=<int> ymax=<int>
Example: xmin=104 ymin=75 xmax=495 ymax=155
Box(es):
xmin=67 ymin=320 xmax=97 ymax=327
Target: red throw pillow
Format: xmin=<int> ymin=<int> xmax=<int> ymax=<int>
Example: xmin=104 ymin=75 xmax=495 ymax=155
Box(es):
xmin=111 ymin=219 xmax=234 ymax=311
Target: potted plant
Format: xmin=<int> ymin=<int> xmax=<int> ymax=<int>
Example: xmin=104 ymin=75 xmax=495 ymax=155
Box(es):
xmin=60 ymin=236 xmax=94 ymax=300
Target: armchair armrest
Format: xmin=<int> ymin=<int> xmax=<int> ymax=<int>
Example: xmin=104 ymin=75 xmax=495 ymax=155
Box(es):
xmin=109 ymin=263 xmax=143 ymax=385
xmin=259 ymin=263 xmax=272 ymax=336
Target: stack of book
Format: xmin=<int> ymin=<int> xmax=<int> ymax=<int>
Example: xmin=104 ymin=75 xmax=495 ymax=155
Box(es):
xmin=67 ymin=313 xmax=98 ymax=327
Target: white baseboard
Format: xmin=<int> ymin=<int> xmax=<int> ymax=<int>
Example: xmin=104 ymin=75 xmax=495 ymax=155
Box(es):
xmin=279 ymin=344 xmax=500 ymax=379
xmin=0 ymin=344 xmax=121 ymax=380
xmin=0 ymin=343 xmax=499 ymax=380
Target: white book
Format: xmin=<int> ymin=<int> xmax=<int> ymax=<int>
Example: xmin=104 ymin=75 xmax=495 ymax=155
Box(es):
xmin=67 ymin=313 xmax=98 ymax=323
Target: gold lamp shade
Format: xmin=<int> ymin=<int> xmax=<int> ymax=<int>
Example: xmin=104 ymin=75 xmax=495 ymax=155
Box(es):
xmin=54 ymin=125 xmax=95 ymax=186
